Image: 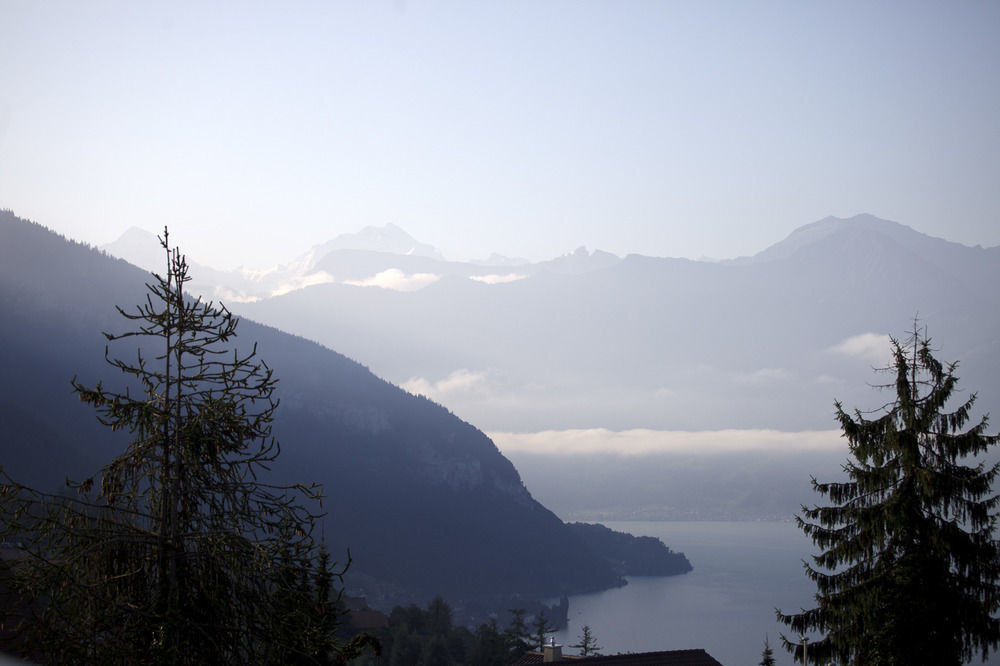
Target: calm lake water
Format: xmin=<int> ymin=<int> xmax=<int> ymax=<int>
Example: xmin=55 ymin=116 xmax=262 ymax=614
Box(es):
xmin=549 ymin=521 xmax=999 ymax=666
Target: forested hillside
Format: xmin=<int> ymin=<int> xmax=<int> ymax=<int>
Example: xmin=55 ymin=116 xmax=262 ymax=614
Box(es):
xmin=0 ymin=210 xmax=688 ymax=617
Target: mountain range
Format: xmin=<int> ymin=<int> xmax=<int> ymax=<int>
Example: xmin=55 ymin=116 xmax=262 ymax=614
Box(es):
xmin=99 ymin=213 xmax=1000 ymax=521
xmin=110 ymin=213 xmax=995 ymax=438
xmin=0 ymin=210 xmax=696 ymax=621
xmin=5 ymin=206 xmax=997 ymax=583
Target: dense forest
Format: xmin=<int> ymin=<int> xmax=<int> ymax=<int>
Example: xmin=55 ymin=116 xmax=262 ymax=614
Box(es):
xmin=567 ymin=523 xmax=692 ymax=577
xmin=345 ymin=596 xmax=571 ymax=666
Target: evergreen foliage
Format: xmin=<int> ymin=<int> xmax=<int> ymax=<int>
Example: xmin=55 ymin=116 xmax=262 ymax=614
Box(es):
xmin=758 ymin=635 xmax=776 ymax=666
xmin=778 ymin=324 xmax=1000 ymax=664
xmin=1 ymin=210 xmax=633 ymax=612
xmin=566 ymin=522 xmax=692 ymax=576
xmin=531 ymin=609 xmax=556 ymax=651
xmin=0 ymin=232 xmax=361 ymax=664
xmin=507 ymin=607 xmax=530 ymax=651
xmin=570 ymin=624 xmax=602 ymax=656
xmin=352 ymin=601 xmax=535 ymax=665
xmin=468 ymin=618 xmax=513 ymax=666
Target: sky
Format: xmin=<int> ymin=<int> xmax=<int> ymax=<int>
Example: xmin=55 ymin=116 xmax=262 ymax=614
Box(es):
xmin=2 ymin=1 xmax=999 ymax=269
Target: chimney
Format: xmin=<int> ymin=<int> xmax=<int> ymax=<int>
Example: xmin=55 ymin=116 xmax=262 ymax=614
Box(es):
xmin=543 ymin=637 xmax=562 ymax=662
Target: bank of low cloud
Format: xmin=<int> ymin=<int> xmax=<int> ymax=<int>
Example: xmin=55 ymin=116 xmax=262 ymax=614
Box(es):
xmin=402 ymin=368 xmax=494 ymax=402
xmin=469 ymin=273 xmax=527 ymax=284
xmin=270 ymin=271 xmax=336 ymax=297
xmin=345 ymin=268 xmax=441 ymax=291
xmin=488 ymin=428 xmax=844 ymax=456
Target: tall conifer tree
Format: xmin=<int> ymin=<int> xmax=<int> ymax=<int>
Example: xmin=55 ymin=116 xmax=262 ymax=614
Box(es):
xmin=778 ymin=324 xmax=1000 ymax=664
xmin=570 ymin=624 xmax=601 ymax=657
xmin=531 ymin=609 xmax=555 ymax=651
xmin=0 ymin=232 xmax=345 ymax=664
xmin=758 ymin=635 xmax=776 ymax=666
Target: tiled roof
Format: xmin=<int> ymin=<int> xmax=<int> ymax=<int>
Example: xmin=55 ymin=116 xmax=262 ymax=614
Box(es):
xmin=511 ymin=653 xmax=555 ymax=664
xmin=347 ymin=608 xmax=389 ymax=631
xmin=580 ymin=650 xmax=724 ymax=665
xmin=513 ymin=648 xmax=725 ymax=666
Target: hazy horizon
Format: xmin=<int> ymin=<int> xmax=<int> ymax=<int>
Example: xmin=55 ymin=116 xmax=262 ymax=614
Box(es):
xmin=3 ymin=3 xmax=999 ymax=269
xmin=74 ymin=210 xmax=998 ymax=464
xmin=33 ymin=212 xmax=1000 ymax=276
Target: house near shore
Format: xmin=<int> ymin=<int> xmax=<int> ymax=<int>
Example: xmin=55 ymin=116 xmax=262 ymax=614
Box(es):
xmin=341 ymin=595 xmax=389 ymax=632
xmin=514 ymin=642 xmax=725 ymax=665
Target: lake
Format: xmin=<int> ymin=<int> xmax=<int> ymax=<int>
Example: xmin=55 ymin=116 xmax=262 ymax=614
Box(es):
xmin=548 ymin=521 xmax=998 ymax=666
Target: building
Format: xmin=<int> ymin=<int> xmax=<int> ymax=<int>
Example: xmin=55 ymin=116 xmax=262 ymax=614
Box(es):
xmin=514 ymin=643 xmax=726 ymax=665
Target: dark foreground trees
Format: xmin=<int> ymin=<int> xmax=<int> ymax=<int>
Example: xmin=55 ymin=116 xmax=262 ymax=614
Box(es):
xmin=0 ymin=233 xmax=365 ymax=664
xmin=778 ymin=325 xmax=1000 ymax=665
xmin=349 ymin=598 xmax=540 ymax=666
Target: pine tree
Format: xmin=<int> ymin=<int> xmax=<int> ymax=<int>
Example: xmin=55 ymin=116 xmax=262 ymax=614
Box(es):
xmin=570 ymin=624 xmax=601 ymax=656
xmin=0 ymin=232 xmax=345 ymax=664
xmin=777 ymin=324 xmax=1000 ymax=665
xmin=759 ymin=634 xmax=776 ymax=666
xmin=531 ymin=609 xmax=555 ymax=651
xmin=468 ymin=618 xmax=509 ymax=666
xmin=427 ymin=596 xmax=453 ymax=637
xmin=506 ymin=607 xmax=531 ymax=653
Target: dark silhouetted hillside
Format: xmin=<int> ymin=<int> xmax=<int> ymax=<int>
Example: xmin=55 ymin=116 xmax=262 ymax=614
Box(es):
xmin=0 ymin=210 xmax=651 ymax=613
xmin=567 ymin=522 xmax=692 ymax=577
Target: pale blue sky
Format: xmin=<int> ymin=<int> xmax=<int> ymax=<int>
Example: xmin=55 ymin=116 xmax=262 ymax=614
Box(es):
xmin=1 ymin=1 xmax=998 ymax=268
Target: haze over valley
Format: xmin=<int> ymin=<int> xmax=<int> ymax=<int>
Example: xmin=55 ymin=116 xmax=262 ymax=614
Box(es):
xmin=5 ymin=211 xmax=692 ymax=618
xmin=5 ymin=1 xmax=998 ymax=529
xmin=5 ymin=4 xmax=1000 ymax=662
xmin=100 ymin=213 xmax=1000 ymax=521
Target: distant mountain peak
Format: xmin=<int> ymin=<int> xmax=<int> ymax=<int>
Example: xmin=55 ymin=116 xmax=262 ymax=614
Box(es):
xmin=101 ymin=227 xmax=163 ymax=273
xmin=472 ymin=252 xmax=531 ymax=267
xmin=729 ymin=214 xmax=921 ymax=265
xmin=315 ymin=223 xmax=444 ymax=262
xmin=117 ymin=225 xmax=158 ymax=241
xmin=537 ymin=246 xmax=621 ymax=274
xmin=798 ymin=213 xmax=910 ymax=237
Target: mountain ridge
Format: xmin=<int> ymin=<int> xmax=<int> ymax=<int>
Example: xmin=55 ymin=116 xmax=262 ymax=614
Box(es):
xmin=103 ymin=214 xmax=999 ymax=281
xmin=98 ymin=214 xmax=999 ymax=312
xmin=231 ymin=213 xmax=1000 ymax=436
xmin=16 ymin=209 xmax=999 ymax=522
xmin=1 ymin=210 xmax=678 ymax=618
